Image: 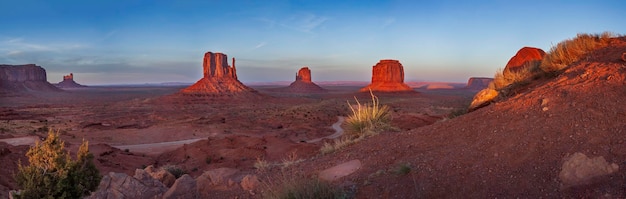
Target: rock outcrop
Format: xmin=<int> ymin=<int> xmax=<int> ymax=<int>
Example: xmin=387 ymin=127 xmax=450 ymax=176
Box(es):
xmin=281 ymin=67 xmax=327 ymax=93
xmin=55 ymin=73 xmax=86 ymax=88
xmin=87 ymin=170 xmax=168 ymax=199
xmin=0 ymin=64 xmax=60 ymax=94
xmin=559 ymin=152 xmax=619 ymax=188
xmin=359 ymin=60 xmax=413 ymax=92
xmin=503 ymin=47 xmax=545 ymax=76
xmin=180 ymin=52 xmax=258 ymax=97
xmin=469 ymin=47 xmax=546 ymax=112
xmin=466 ymin=77 xmax=493 ymax=90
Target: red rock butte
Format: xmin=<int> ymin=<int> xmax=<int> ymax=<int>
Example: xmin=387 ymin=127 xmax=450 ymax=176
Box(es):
xmin=282 ymin=67 xmax=327 ymax=93
xmin=180 ymin=52 xmax=257 ymax=96
xmin=359 ymin=59 xmax=413 ymax=92
xmin=504 ymin=47 xmax=546 ymax=74
xmin=55 ymin=73 xmax=86 ymax=88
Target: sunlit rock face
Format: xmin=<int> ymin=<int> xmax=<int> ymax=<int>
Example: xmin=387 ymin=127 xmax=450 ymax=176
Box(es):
xmin=503 ymin=47 xmax=545 ymax=76
xmin=295 ymin=67 xmax=312 ymax=82
xmin=55 ymin=73 xmax=86 ymax=88
xmin=180 ymin=51 xmax=258 ymax=96
xmin=359 ymin=59 xmax=413 ymax=92
xmin=0 ymin=64 xmax=61 ymax=94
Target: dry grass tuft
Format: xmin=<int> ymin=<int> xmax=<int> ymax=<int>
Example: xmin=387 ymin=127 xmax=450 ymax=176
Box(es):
xmin=344 ymin=90 xmax=391 ymax=138
xmin=541 ymin=32 xmax=614 ymax=73
xmin=262 ymin=170 xmax=347 ymax=199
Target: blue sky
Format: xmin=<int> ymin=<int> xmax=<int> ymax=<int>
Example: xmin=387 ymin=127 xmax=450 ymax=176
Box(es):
xmin=1 ymin=0 xmax=624 ymax=85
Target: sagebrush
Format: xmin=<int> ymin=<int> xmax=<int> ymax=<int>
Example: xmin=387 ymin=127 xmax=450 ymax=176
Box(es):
xmin=13 ymin=130 xmax=101 ymax=199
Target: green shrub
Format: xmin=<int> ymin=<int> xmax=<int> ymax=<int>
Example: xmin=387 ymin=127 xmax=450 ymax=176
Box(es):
xmin=13 ymin=130 xmax=101 ymax=199
xmin=163 ymin=164 xmax=186 ymax=179
xmin=344 ymin=91 xmax=391 ymax=138
xmin=540 ymin=32 xmax=614 ymax=73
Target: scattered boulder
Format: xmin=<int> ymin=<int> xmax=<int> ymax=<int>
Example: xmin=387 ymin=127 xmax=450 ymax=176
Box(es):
xmin=163 ymin=174 xmax=198 ymax=199
xmin=281 ymin=67 xmax=328 ymax=93
xmin=622 ymin=52 xmax=626 ymax=62
xmin=87 ymin=171 xmax=168 ymax=199
xmin=466 ymin=77 xmax=493 ymax=90
xmin=503 ymin=47 xmax=545 ymax=76
xmin=559 ymin=152 xmax=619 ymax=188
xmin=0 ymin=64 xmax=60 ymax=94
xmin=240 ymin=174 xmax=259 ymax=193
xmin=359 ymin=60 xmax=413 ymax=92
xmin=55 ymin=73 xmax=86 ymax=88
xmin=468 ymin=88 xmax=498 ymax=112
xmin=180 ymin=52 xmax=258 ymax=96
xmin=319 ymin=159 xmax=362 ymax=181
xmin=144 ymin=165 xmax=177 ymax=187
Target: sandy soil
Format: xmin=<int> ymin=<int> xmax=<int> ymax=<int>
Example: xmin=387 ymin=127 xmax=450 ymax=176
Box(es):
xmin=0 ymin=84 xmax=472 ymax=198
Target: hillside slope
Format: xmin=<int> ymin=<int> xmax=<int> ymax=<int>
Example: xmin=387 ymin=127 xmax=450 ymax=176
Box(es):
xmin=303 ymin=37 xmax=626 ymax=198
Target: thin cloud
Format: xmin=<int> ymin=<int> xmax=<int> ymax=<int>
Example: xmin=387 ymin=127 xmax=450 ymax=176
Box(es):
xmin=256 ymin=14 xmax=329 ymax=33
xmin=253 ymin=41 xmax=267 ymax=49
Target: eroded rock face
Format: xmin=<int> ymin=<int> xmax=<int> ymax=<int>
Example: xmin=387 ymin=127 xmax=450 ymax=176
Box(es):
xmin=180 ymin=52 xmax=258 ymax=96
xmin=163 ymin=174 xmax=198 ymax=199
xmin=359 ymin=59 xmax=413 ymax=92
xmin=468 ymin=88 xmax=498 ymax=112
xmin=295 ymin=67 xmax=311 ymax=82
xmin=466 ymin=77 xmax=493 ymax=90
xmin=504 ymin=47 xmax=545 ymax=75
xmin=55 ymin=73 xmax=86 ymax=88
xmin=559 ymin=152 xmax=619 ymax=188
xmin=0 ymin=64 xmax=46 ymax=82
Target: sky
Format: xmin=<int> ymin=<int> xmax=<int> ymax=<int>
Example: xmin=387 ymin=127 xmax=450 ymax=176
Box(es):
xmin=1 ymin=0 xmax=625 ymax=85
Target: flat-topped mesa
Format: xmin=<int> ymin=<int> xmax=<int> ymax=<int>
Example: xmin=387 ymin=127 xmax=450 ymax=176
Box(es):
xmin=0 ymin=64 xmax=61 ymax=94
xmin=55 ymin=73 xmax=86 ymax=88
xmin=180 ymin=51 xmax=257 ymax=96
xmin=283 ymin=67 xmax=327 ymax=93
xmin=295 ymin=67 xmax=312 ymax=82
xmin=466 ymin=77 xmax=493 ymax=90
xmin=359 ymin=59 xmax=413 ymax=92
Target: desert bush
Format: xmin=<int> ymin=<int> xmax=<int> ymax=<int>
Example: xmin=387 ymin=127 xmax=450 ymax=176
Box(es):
xmin=344 ymin=91 xmax=391 ymax=138
xmin=254 ymin=157 xmax=272 ymax=172
xmin=541 ymin=32 xmax=614 ymax=73
xmin=162 ymin=164 xmax=186 ymax=179
xmin=262 ymin=171 xmax=346 ymax=199
xmin=319 ymin=137 xmax=361 ymax=155
xmin=13 ymin=130 xmax=101 ymax=199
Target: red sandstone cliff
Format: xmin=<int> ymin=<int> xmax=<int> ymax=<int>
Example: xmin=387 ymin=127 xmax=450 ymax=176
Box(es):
xmin=180 ymin=52 xmax=257 ymax=96
xmin=359 ymin=60 xmax=413 ymax=92
xmin=0 ymin=64 xmax=60 ymax=94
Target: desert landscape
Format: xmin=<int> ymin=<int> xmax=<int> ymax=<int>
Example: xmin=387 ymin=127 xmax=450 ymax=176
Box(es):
xmin=1 ymin=1 xmax=625 ymax=199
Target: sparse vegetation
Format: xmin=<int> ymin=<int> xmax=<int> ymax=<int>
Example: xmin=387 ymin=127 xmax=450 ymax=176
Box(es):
xmin=393 ymin=163 xmax=412 ymax=176
xmin=13 ymin=130 xmax=101 ymax=199
xmin=344 ymin=90 xmax=391 ymax=138
xmin=281 ymin=151 xmax=304 ymax=168
xmin=262 ymin=170 xmax=347 ymax=199
xmin=541 ymin=32 xmax=614 ymax=73
xmin=254 ymin=157 xmax=271 ymax=172
xmin=320 ymin=137 xmax=362 ymax=155
xmin=162 ymin=164 xmax=186 ymax=179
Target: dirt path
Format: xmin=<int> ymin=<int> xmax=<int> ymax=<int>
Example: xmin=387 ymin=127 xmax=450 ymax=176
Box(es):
xmin=111 ymin=138 xmax=204 ymax=156
xmin=0 ymin=136 xmax=40 ymax=146
xmin=307 ymin=116 xmax=345 ymax=143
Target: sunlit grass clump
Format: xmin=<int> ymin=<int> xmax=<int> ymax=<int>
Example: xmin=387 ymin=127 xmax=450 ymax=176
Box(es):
xmin=540 ymin=32 xmax=614 ymax=73
xmin=262 ymin=170 xmax=346 ymax=199
xmin=344 ymin=90 xmax=391 ymax=138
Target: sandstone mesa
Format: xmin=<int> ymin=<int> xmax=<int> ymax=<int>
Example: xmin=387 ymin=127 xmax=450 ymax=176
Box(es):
xmin=359 ymin=59 xmax=413 ymax=92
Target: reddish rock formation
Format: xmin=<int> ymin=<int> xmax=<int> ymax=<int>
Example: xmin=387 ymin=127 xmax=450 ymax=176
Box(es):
xmin=466 ymin=77 xmax=494 ymax=90
xmin=0 ymin=64 xmax=60 ymax=94
xmin=280 ymin=67 xmax=327 ymax=93
xmin=504 ymin=47 xmax=545 ymax=75
xmin=621 ymin=52 xmax=626 ymax=62
xmin=180 ymin=52 xmax=257 ymax=96
xmin=296 ymin=67 xmax=312 ymax=82
xmin=359 ymin=59 xmax=413 ymax=92
xmin=55 ymin=73 xmax=86 ymax=88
